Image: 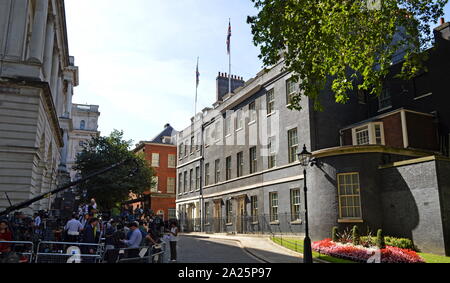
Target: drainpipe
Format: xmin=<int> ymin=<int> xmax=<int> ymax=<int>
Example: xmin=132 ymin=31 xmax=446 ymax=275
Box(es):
xmin=400 ymin=110 xmax=409 ymax=148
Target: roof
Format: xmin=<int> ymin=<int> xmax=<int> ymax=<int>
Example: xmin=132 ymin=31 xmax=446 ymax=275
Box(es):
xmin=149 ymin=124 xmax=177 ymax=144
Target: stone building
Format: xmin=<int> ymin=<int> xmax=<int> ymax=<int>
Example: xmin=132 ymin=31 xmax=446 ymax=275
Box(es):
xmin=0 ymin=0 xmax=81 ymax=214
xmin=132 ymin=124 xmax=178 ymax=220
xmin=176 ymin=20 xmax=450 ymax=255
xmin=66 ymin=103 xmax=100 ymax=181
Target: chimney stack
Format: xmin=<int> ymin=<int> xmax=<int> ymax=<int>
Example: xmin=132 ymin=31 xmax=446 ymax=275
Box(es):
xmin=434 ymin=17 xmax=449 ymax=42
xmin=216 ymin=72 xmax=245 ymax=102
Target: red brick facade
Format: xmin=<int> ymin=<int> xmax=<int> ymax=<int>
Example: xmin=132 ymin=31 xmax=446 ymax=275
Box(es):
xmin=135 ymin=142 xmax=177 ymax=220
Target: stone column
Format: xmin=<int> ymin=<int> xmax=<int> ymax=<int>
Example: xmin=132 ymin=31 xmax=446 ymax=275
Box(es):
xmin=43 ymin=14 xmax=55 ymax=81
xmin=66 ymin=81 xmax=73 ymax=117
xmin=27 ymin=0 xmax=49 ymax=63
xmin=59 ymin=130 xmax=69 ymax=171
xmin=50 ymin=51 xmax=59 ymax=101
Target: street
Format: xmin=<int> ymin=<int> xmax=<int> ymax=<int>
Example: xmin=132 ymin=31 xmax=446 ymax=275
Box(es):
xmin=177 ymin=236 xmax=262 ymax=263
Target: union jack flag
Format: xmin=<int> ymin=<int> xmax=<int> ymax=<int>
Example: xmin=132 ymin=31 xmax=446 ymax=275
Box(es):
xmin=227 ymin=20 xmax=231 ymax=55
xmin=196 ymin=60 xmax=200 ymax=88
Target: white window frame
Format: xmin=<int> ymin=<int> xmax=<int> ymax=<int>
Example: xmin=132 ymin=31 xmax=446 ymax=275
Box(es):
xmin=235 ymin=110 xmax=243 ymax=131
xmin=266 ymin=89 xmax=275 ymax=116
xmin=151 ymin=176 xmax=159 ymax=192
xmin=151 ymin=153 xmax=160 ymax=167
xmin=167 ymin=177 xmax=176 ymax=193
xmin=352 ymin=122 xmax=385 ymax=146
xmin=168 ymin=154 xmax=176 ymax=168
xmin=249 ymin=101 xmax=257 ymax=124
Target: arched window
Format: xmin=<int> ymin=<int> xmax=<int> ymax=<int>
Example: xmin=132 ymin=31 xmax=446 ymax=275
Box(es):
xmin=80 ymin=120 xmax=86 ymax=130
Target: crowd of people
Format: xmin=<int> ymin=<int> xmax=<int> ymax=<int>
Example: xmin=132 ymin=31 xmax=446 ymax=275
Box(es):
xmin=0 ymin=199 xmax=179 ymax=263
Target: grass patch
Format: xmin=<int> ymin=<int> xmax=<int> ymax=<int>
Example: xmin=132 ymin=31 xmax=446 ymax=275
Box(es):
xmin=271 ymin=237 xmax=355 ymax=263
xmin=418 ymin=252 xmax=450 ymax=263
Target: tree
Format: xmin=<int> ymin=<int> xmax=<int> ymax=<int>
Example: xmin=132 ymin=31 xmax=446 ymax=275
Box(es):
xmin=247 ymin=0 xmax=448 ymax=110
xmin=74 ymin=130 xmax=154 ymax=211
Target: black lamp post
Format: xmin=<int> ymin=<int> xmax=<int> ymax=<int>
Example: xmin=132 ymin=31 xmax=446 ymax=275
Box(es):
xmin=298 ymin=144 xmax=313 ymax=263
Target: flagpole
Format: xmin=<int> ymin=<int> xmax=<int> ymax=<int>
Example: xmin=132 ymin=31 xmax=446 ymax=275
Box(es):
xmin=195 ymin=56 xmax=199 ymax=118
xmin=228 ymin=18 xmax=231 ymax=94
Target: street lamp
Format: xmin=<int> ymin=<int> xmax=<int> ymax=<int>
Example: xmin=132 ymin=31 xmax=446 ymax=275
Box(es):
xmin=297 ymin=144 xmax=313 ymax=263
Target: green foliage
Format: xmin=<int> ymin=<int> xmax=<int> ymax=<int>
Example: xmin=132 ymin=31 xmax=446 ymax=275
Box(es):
xmin=247 ymin=0 xmax=448 ymax=110
xmin=337 ymin=227 xmax=353 ymax=244
xmin=352 ymin=225 xmax=360 ymax=246
xmin=332 ymin=226 xmax=339 ymax=242
xmin=385 ymin=236 xmax=418 ymax=251
xmin=377 ymin=229 xmax=386 ymax=249
xmin=74 ymin=130 xmax=154 ymax=211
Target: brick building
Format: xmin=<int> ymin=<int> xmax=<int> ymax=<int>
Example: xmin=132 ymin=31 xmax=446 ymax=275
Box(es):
xmin=133 ymin=124 xmax=178 ymax=221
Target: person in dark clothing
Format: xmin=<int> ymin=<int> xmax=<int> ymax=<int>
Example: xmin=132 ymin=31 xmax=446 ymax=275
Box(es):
xmin=81 ymin=218 xmax=98 ymax=258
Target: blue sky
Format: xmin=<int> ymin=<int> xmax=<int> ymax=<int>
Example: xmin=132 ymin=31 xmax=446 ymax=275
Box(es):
xmin=65 ymin=0 xmax=450 ymax=145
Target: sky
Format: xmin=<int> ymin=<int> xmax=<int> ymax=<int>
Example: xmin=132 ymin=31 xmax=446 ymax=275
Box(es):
xmin=64 ymin=0 xmax=450 ymax=145
xmin=65 ymin=0 xmax=263 ymax=145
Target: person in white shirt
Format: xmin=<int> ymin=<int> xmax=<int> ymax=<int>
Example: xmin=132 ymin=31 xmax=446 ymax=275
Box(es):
xmin=167 ymin=221 xmax=178 ymax=262
xmin=64 ymin=214 xmax=84 ymax=243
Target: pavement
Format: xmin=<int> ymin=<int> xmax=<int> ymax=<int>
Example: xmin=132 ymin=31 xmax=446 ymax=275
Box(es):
xmin=180 ymin=233 xmax=305 ymax=263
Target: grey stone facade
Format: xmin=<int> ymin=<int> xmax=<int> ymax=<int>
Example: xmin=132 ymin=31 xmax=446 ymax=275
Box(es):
xmin=175 ymin=20 xmax=450 ymax=256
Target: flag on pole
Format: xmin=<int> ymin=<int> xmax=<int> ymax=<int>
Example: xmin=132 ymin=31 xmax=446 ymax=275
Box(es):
xmin=227 ymin=20 xmax=232 ymax=55
xmin=196 ymin=58 xmax=200 ymax=88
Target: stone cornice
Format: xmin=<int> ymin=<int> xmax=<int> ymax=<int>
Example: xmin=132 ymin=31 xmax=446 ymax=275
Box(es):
xmin=312 ymin=145 xmax=441 ymax=159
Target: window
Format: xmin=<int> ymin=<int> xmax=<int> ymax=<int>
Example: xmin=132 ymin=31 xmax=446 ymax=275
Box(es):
xmin=374 ymin=124 xmax=383 ymax=145
xmin=205 ymin=163 xmax=210 ymax=186
xmin=286 ymin=78 xmax=298 ymax=105
xmin=78 ymin=141 xmax=84 ymax=147
xmin=151 ymin=153 xmax=160 ymax=167
xmin=168 ymin=154 xmax=176 ymax=168
xmin=80 ymin=120 xmax=86 ymax=130
xmin=290 ymin=189 xmax=301 ymax=221
xmin=205 ymin=128 xmax=210 ymax=147
xmin=237 ymin=152 xmax=243 ymax=177
xmin=184 ymin=143 xmax=188 ymax=157
xmin=225 ymin=156 xmax=232 ymax=181
xmin=167 ymin=177 xmax=176 ymax=193
xmin=215 ymin=159 xmax=221 ymax=183
xmin=352 ymin=123 xmax=384 ymax=146
xmin=225 ymin=116 xmax=231 ymax=136
xmin=251 ymin=196 xmax=258 ymax=222
xmin=268 ymin=136 xmax=276 ymax=169
xmin=205 ymin=202 xmax=211 ymax=224
xmin=190 ymin=136 xmax=195 ymax=154
xmin=378 ymin=88 xmax=392 ymax=110
xmin=250 ymin=147 xmax=257 ymax=174
xmin=213 ymin=121 xmax=221 ymax=142
xmin=179 ymin=143 xmax=184 ymax=159
xmin=269 ymin=192 xmax=279 ymax=222
xmin=168 ymin=208 xmax=177 ymax=220
xmin=196 ymin=133 xmax=201 ymax=151
xmin=266 ymin=89 xmax=275 ymax=115
xmin=236 ymin=110 xmax=243 ymax=130
xmin=288 ymin=128 xmax=299 ymax=163
xmin=338 ymin=173 xmax=362 ymax=219
xmin=355 ymin=126 xmax=369 ymax=145
xmin=151 ymin=176 xmax=159 ymax=192
xmin=189 ymin=169 xmax=194 ymax=191
xmin=183 ymin=172 xmax=187 ymax=193
xmin=249 ymin=101 xmax=256 ymax=123
xmin=195 ymin=166 xmax=200 ymax=190
xmin=226 ymin=200 xmax=233 ymax=224
xmin=178 ymin=173 xmax=182 ymax=194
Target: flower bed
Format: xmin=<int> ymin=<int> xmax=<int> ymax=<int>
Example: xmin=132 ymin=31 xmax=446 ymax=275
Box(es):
xmin=312 ymin=238 xmax=424 ymax=263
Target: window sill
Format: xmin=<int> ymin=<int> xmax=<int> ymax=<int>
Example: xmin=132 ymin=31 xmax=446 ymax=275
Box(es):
xmin=226 ymin=223 xmax=233 ymax=226
xmin=225 ymin=134 xmax=232 ymax=138
xmin=338 ymin=218 xmax=363 ymax=223
xmin=251 ymin=221 xmax=259 ymax=225
xmin=290 ymin=220 xmax=302 ymax=225
xmin=248 ymin=120 xmax=257 ymax=126
xmin=269 ymin=221 xmax=280 ymax=225
xmin=205 ymin=223 xmax=211 ymax=226
xmin=267 ymin=112 xmax=275 ymax=118
xmin=414 ymin=92 xmax=432 ymax=100
xmin=235 ymin=128 xmax=243 ymax=133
